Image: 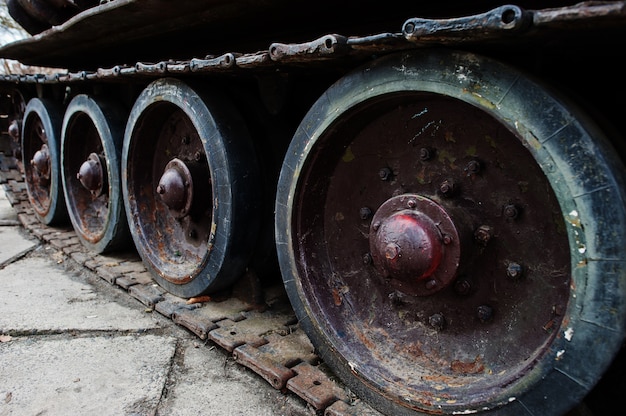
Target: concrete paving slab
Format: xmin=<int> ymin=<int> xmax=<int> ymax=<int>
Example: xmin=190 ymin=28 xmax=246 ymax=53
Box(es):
xmin=0 ymin=187 xmax=18 ymax=223
xmin=157 ymin=342 xmax=311 ymax=416
xmin=0 ymin=227 xmax=37 ymax=266
xmin=0 ymin=249 xmax=313 ymax=416
xmin=0 ymin=335 xmax=177 ymax=415
xmin=0 ymin=253 xmax=160 ymax=332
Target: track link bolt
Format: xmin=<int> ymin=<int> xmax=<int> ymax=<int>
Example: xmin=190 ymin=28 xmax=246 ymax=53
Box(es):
xmin=506 ymin=262 xmax=523 ymax=280
xmin=477 ymin=305 xmax=493 ymax=323
xmin=379 ymin=167 xmax=393 ymax=181
xmin=429 ymin=313 xmax=446 ymax=330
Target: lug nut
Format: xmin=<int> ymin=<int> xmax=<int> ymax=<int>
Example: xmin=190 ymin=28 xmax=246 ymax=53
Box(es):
xmin=506 ymin=262 xmax=523 ymax=280
xmin=454 ymin=279 xmax=471 ymax=296
xmin=503 ymin=204 xmax=519 ymax=219
xmin=425 ymin=279 xmax=437 ymax=290
xmin=439 ymin=179 xmax=455 ymax=197
xmin=465 ymin=159 xmax=481 ymax=175
xmin=419 ymin=147 xmax=434 ymax=161
xmin=379 ymin=167 xmax=393 ymax=181
xmin=429 ymin=313 xmax=446 ymax=330
xmin=359 ymin=207 xmax=372 ymax=220
xmin=474 ymin=225 xmax=493 ymax=244
xmin=477 ymin=305 xmax=493 ymax=323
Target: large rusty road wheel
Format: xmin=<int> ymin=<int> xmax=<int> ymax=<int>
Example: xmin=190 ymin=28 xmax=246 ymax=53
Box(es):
xmin=61 ymin=94 xmax=130 ymax=253
xmin=122 ymin=78 xmax=260 ymax=298
xmin=275 ymin=50 xmax=626 ymax=416
xmin=21 ymin=98 xmax=67 ymax=225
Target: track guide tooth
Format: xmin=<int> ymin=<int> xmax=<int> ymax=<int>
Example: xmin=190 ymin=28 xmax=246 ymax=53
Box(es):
xmin=286 ymin=362 xmax=349 ymax=410
xmin=171 ymin=298 xmax=252 ymax=339
xmin=128 ymin=283 xmax=165 ymax=308
xmin=209 ymin=310 xmax=296 ymax=352
xmin=233 ymin=329 xmax=318 ymax=389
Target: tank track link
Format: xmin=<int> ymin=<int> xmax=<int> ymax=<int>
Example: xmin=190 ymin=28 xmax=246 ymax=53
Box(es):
xmin=0 ymin=153 xmax=384 ymax=416
xmin=1 ymin=2 xmax=625 ymax=83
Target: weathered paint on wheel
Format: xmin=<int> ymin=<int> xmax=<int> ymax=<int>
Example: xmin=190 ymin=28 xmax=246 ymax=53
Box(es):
xmin=21 ymin=98 xmax=67 ymax=225
xmin=61 ymin=94 xmax=130 ymax=253
xmin=275 ymin=50 xmax=626 ymax=415
xmin=122 ymin=78 xmax=261 ymax=298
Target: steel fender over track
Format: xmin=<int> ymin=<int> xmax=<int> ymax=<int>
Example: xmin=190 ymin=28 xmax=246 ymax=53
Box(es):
xmin=122 ymin=77 xmax=261 ymax=298
xmin=61 ymin=94 xmax=130 ymax=253
xmin=21 ymin=97 xmax=68 ymax=225
xmin=275 ymin=49 xmax=626 ymax=415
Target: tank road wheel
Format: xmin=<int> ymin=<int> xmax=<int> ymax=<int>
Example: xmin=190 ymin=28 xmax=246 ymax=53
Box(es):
xmin=275 ymin=50 xmax=626 ymax=416
xmin=21 ymin=98 xmax=67 ymax=225
xmin=61 ymin=95 xmax=130 ymax=253
xmin=122 ymin=78 xmax=260 ymax=298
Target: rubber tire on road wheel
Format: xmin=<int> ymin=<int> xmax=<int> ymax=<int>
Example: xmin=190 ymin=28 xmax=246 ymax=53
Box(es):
xmin=22 ymin=98 xmax=68 ymax=225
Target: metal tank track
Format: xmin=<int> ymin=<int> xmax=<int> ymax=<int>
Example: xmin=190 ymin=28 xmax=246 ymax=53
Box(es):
xmin=1 ymin=2 xmax=625 ymax=83
xmin=0 ymin=155 xmax=384 ymax=416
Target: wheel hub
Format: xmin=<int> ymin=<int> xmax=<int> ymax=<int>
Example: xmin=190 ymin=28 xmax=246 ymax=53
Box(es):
xmin=77 ymin=153 xmax=106 ymax=197
xmin=156 ymin=158 xmax=193 ymax=218
xmin=369 ymin=194 xmax=463 ymax=296
xmin=31 ymin=144 xmax=50 ymax=183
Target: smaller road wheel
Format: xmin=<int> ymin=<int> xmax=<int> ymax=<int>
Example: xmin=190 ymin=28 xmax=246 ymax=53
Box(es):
xmin=122 ymin=78 xmax=261 ymax=297
xmin=61 ymin=94 xmax=130 ymax=253
xmin=22 ymin=98 xmax=67 ymax=225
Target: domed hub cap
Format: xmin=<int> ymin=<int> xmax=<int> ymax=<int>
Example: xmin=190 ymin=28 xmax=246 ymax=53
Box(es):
xmin=77 ymin=153 xmax=106 ymax=197
xmin=369 ymin=194 xmax=462 ymax=296
xmin=31 ymin=144 xmax=51 ymax=183
xmin=156 ymin=158 xmax=193 ymax=218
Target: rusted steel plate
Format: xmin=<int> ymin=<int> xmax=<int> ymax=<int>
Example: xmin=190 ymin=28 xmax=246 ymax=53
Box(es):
xmin=209 ymin=309 xmax=296 ymax=352
xmin=286 ymin=362 xmax=349 ymax=410
xmin=233 ymin=329 xmax=318 ymax=389
xmin=154 ymin=293 xmax=198 ymax=318
xmin=128 ymin=283 xmax=164 ymax=308
xmin=171 ymin=298 xmax=253 ymax=340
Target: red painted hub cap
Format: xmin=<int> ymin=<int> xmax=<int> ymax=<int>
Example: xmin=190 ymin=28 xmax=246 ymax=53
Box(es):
xmin=369 ymin=194 xmax=463 ymax=296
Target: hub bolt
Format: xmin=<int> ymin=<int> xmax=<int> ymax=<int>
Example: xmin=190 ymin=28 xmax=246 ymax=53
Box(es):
xmin=454 ymin=278 xmax=471 ymax=296
xmin=506 ymin=262 xmax=523 ymax=280
xmin=439 ymin=179 xmax=455 ymax=197
xmin=477 ymin=305 xmax=493 ymax=323
xmin=429 ymin=313 xmax=446 ymax=330
xmin=503 ymin=204 xmax=519 ymax=219
xmin=474 ymin=225 xmax=493 ymax=244
xmin=362 ymin=253 xmax=372 ymax=265
xmin=379 ymin=167 xmax=392 ymax=181
xmin=465 ymin=160 xmax=481 ymax=175
xmin=359 ymin=207 xmax=372 ymax=220
xmin=419 ymin=147 xmax=434 ymax=161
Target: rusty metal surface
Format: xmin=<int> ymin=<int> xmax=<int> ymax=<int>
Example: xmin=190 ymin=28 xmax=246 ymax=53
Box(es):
xmin=0 ymin=164 xmax=386 ymax=416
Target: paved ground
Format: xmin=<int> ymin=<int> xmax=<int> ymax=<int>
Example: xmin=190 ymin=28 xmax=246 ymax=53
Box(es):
xmin=0 ymin=187 xmax=313 ymax=416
